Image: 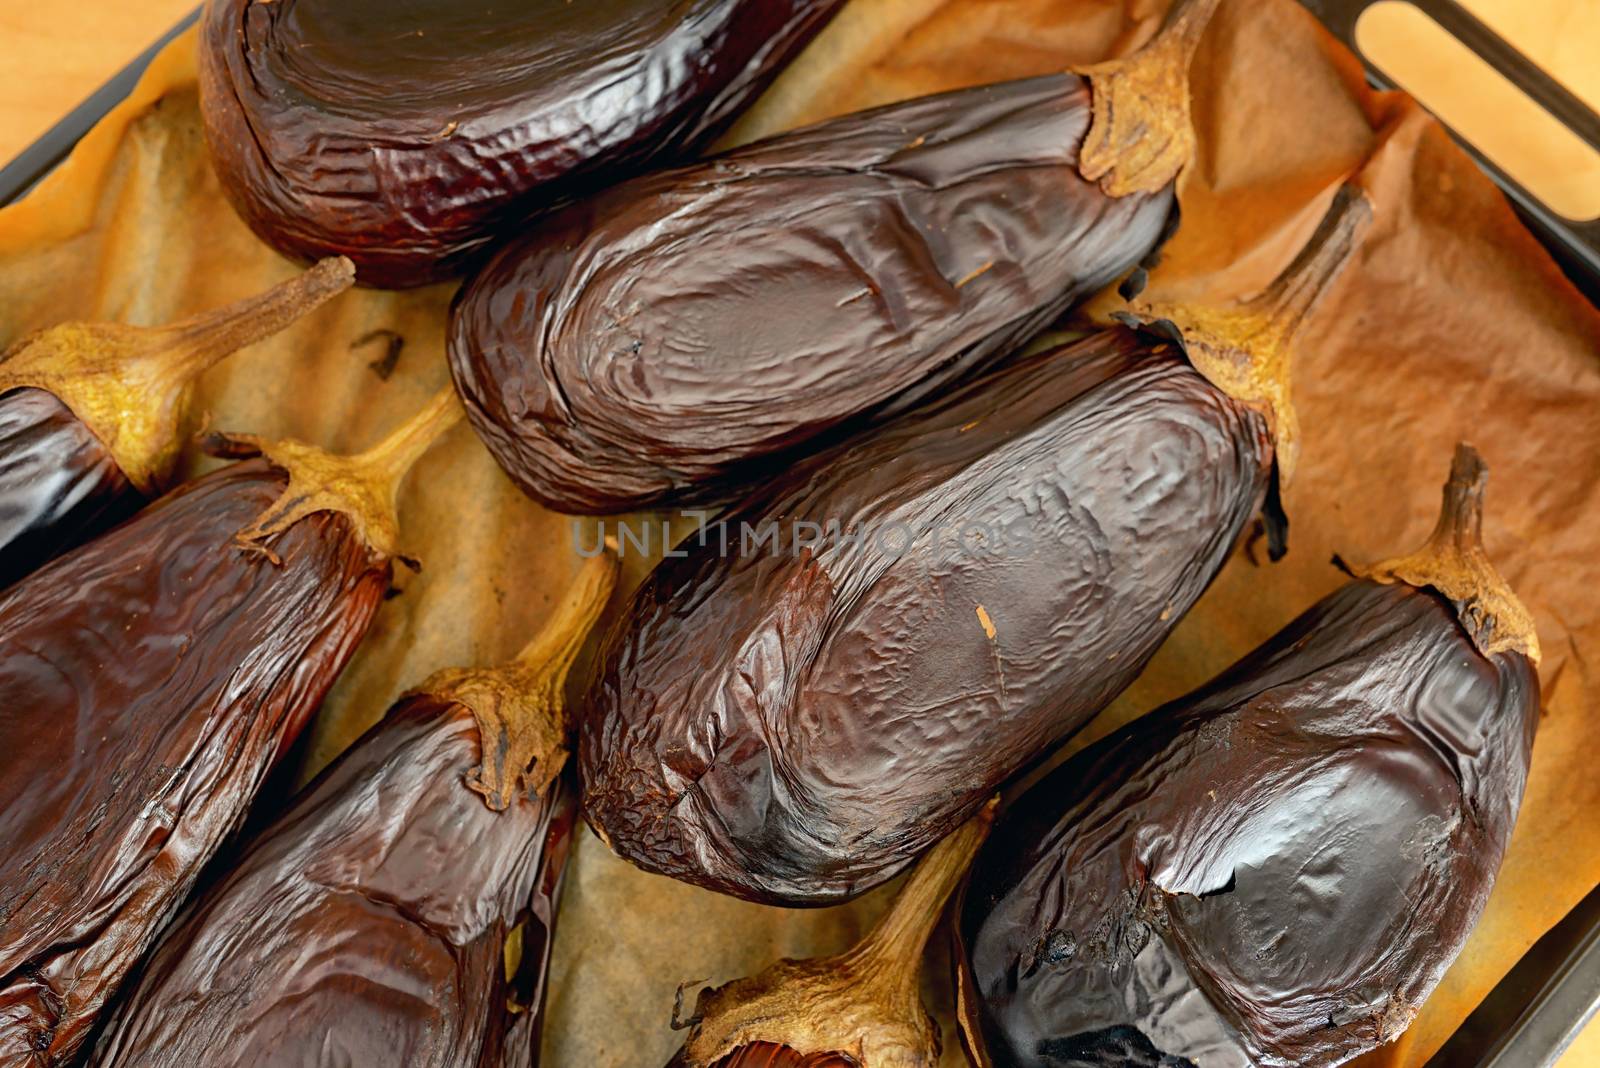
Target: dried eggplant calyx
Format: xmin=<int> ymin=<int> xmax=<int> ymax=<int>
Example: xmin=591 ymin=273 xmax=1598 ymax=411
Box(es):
xmin=1115 ymin=184 xmax=1372 ymax=484
xmin=1075 ymin=0 xmax=1221 ymax=196
xmin=0 ymin=257 xmax=353 ymax=493
xmin=410 ymin=543 xmax=621 ymax=809
xmin=954 ymin=444 xmax=1540 ymax=1068
xmin=206 ymin=384 xmax=463 ymax=569
xmin=671 ymin=803 xmax=995 ymax=1068
xmin=86 ymin=550 xmax=617 ymax=1068
xmin=0 ymin=259 xmax=353 ymax=589
xmin=200 ymin=0 xmax=846 ymax=287
xmin=446 ymin=0 xmax=1227 ymax=515
xmin=1342 ymin=442 xmax=1540 ymax=662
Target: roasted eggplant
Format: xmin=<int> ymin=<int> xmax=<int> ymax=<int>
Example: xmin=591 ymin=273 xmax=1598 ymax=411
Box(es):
xmin=88 ymin=548 xmax=617 ymax=1068
xmin=0 ymin=258 xmax=352 ymax=589
xmin=448 ymin=0 xmax=1225 ymax=514
xmin=0 ymin=390 xmax=459 ymax=1065
xmin=579 ymin=189 xmax=1368 ymax=906
xmin=954 ymin=445 xmax=1541 ymax=1068
xmin=200 ymin=0 xmax=847 ymax=287
xmin=669 ymin=804 xmax=994 ymax=1068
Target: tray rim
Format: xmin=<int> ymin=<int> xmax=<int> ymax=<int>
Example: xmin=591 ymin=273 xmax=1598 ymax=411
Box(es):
xmin=0 ymin=6 xmax=1597 ymax=1067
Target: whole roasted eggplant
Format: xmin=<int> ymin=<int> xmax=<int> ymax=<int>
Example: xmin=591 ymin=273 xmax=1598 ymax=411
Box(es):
xmin=448 ymin=0 xmax=1224 ymax=514
xmin=954 ymin=444 xmax=1541 ymax=1068
xmin=0 ymin=390 xmax=459 ymax=1066
xmin=669 ymin=804 xmax=994 ymax=1068
xmin=88 ymin=548 xmax=618 ymax=1068
xmin=0 ymin=258 xmax=352 ymax=589
xmin=579 ymin=189 xmax=1368 ymax=906
xmin=200 ymin=0 xmax=846 ymax=288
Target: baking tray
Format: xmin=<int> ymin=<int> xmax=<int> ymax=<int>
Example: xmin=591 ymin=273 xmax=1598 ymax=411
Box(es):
xmin=1 ymin=6 xmax=1597 ymax=1067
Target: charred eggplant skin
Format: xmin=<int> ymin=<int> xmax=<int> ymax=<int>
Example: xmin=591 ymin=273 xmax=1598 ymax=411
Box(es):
xmin=449 ymin=74 xmax=1174 ymax=514
xmin=956 ymin=580 xmax=1538 ymax=1068
xmin=0 ymin=387 xmax=137 ymax=589
xmin=0 ymin=461 xmax=388 ymax=1066
xmin=89 ymin=695 xmax=575 ymax=1068
xmin=199 ymin=0 xmax=846 ymax=288
xmin=581 ymin=329 xmax=1270 ymax=906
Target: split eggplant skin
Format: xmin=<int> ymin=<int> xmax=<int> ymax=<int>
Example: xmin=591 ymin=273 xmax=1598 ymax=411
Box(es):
xmin=88 ymin=695 xmax=575 ymax=1068
xmin=0 ymin=387 xmax=137 ymax=589
xmin=955 ymin=581 xmax=1538 ymax=1068
xmin=199 ymin=0 xmax=846 ymax=288
xmin=448 ymin=74 xmax=1174 ymax=514
xmin=0 ymin=460 xmax=389 ymax=1067
xmin=581 ymin=328 xmax=1272 ymax=906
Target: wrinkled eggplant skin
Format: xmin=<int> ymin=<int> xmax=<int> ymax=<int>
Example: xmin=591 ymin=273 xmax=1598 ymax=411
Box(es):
xmin=200 ymin=0 xmax=846 ymax=288
xmin=0 ymin=460 xmax=389 ymax=1067
xmin=956 ymin=581 xmax=1539 ymax=1068
xmin=673 ymin=1042 xmax=855 ymax=1067
xmin=450 ymin=75 xmax=1173 ymax=514
xmin=582 ymin=329 xmax=1271 ymax=906
xmin=0 ymin=387 xmax=138 ymax=590
xmin=89 ymin=695 xmax=577 ymax=1068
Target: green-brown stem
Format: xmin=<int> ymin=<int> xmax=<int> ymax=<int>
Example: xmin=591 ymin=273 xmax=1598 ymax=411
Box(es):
xmin=1346 ymin=443 xmax=1541 ymax=663
xmin=0 ymin=257 xmax=354 ymax=491
xmin=674 ymin=801 xmax=997 ymax=1068
xmin=414 ymin=543 xmax=621 ymax=809
xmin=1075 ymin=0 xmax=1222 ymax=196
xmin=1118 ymin=183 xmax=1372 ymax=484
xmin=219 ymin=385 xmax=464 ymax=568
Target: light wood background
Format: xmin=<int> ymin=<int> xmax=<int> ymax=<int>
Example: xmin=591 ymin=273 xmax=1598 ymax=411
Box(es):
xmin=0 ymin=0 xmax=195 ymax=163
xmin=0 ymin=1 xmax=1596 ymax=1065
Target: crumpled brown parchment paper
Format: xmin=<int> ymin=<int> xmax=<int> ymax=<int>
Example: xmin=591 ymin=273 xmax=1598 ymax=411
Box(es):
xmin=0 ymin=1 xmax=1595 ymax=1064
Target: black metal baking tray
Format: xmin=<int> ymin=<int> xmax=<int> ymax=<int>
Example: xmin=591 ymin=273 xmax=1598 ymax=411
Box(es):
xmin=1 ymin=5 xmax=1597 ymax=1067
xmin=1301 ymin=0 xmax=1600 ymax=304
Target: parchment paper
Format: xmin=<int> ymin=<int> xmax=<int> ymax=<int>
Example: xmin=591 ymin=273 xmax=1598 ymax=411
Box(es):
xmin=0 ymin=2 xmax=1595 ymax=1064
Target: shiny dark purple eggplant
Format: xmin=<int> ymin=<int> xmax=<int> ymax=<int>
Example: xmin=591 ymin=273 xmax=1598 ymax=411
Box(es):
xmin=88 ymin=550 xmax=617 ymax=1068
xmin=0 ymin=391 xmax=458 ymax=1066
xmin=954 ymin=445 xmax=1542 ymax=1068
xmin=200 ymin=0 xmax=847 ymax=288
xmin=448 ymin=0 xmax=1226 ymax=515
xmin=579 ymin=326 xmax=1266 ymax=907
xmin=0 ymin=258 xmax=353 ymax=590
xmin=578 ymin=189 xmax=1369 ymax=907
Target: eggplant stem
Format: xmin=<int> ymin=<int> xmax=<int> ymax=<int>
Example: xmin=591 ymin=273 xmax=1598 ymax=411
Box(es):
xmin=1075 ymin=0 xmax=1222 ymax=197
xmin=218 ymin=385 xmax=463 ymax=570
xmin=358 ymin=385 xmax=466 ymax=485
xmin=146 ymin=256 xmax=355 ymax=385
xmin=1117 ymin=183 xmax=1372 ymax=484
xmin=676 ymin=801 xmax=997 ymax=1068
xmin=1346 ymin=443 xmax=1541 ymax=663
xmin=412 ymin=543 xmax=621 ymax=810
xmin=0 ymin=257 xmax=354 ymax=492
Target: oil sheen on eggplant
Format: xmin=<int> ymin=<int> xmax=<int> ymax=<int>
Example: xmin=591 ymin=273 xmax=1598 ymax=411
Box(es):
xmin=200 ymin=0 xmax=846 ymax=288
xmin=445 ymin=0 xmax=1229 ymax=513
xmin=87 ymin=710 xmax=577 ymax=1068
xmin=0 ymin=259 xmax=353 ymax=591
xmin=87 ymin=549 xmax=618 ymax=1068
xmin=0 ymin=392 xmax=457 ymax=1066
xmin=954 ymin=446 xmax=1541 ymax=1068
xmin=582 ymin=325 xmax=1273 ymax=907
xmin=0 ymin=388 xmax=136 ymax=589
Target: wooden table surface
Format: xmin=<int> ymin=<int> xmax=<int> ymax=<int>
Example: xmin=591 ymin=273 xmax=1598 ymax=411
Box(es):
xmin=0 ymin=2 xmax=1598 ymax=1066
xmin=0 ymin=0 xmax=195 ymax=163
